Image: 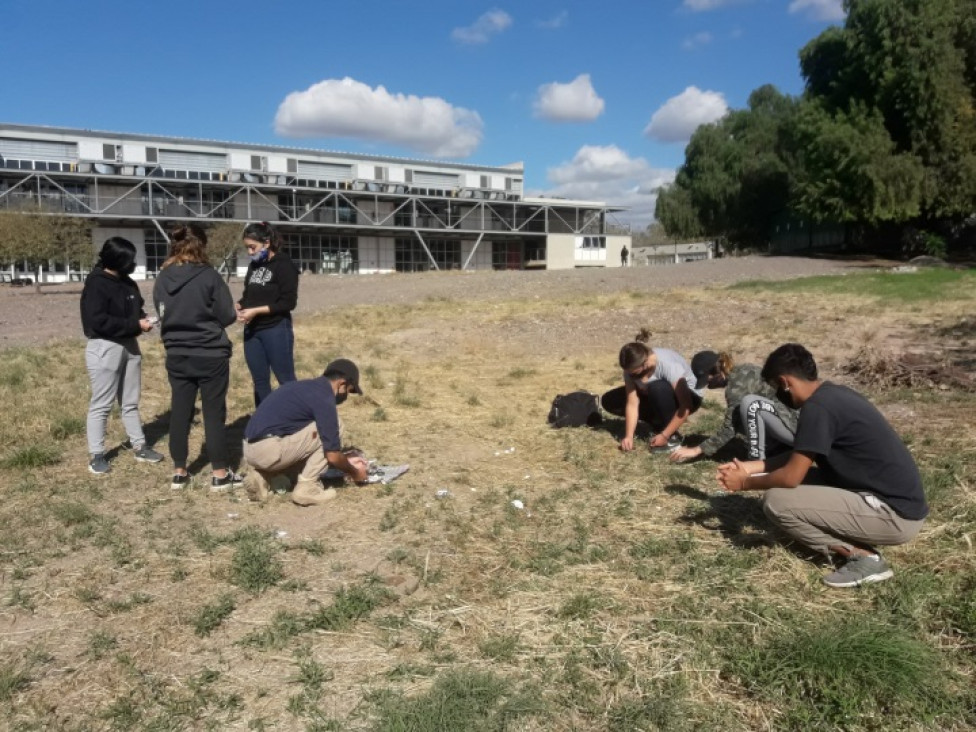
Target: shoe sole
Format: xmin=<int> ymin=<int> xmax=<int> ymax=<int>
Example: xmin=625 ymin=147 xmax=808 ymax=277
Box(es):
xmin=88 ymin=466 xmax=110 ymax=475
xmin=823 ymin=569 xmax=894 ymax=588
xmin=134 ymin=455 xmax=164 ymax=464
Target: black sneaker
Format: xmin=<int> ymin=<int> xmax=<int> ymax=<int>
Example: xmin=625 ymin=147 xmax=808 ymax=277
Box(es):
xmin=133 ymin=445 xmax=164 ymax=463
xmin=211 ymin=471 xmax=244 ymax=492
xmin=89 ymin=454 xmax=111 ymax=475
xmin=171 ymin=473 xmax=191 ymax=490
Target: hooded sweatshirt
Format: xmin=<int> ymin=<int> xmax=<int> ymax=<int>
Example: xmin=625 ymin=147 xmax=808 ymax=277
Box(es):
xmin=153 ymin=263 xmax=237 ymax=358
xmin=80 ymin=266 xmax=145 ymax=341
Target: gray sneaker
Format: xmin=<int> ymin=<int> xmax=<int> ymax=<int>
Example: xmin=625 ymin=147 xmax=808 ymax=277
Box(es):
xmin=133 ymin=445 xmax=164 ymax=463
xmin=823 ymin=554 xmax=893 ymax=588
xmin=650 ymin=432 xmax=683 ymax=454
xmin=89 ymin=454 xmax=111 ymax=475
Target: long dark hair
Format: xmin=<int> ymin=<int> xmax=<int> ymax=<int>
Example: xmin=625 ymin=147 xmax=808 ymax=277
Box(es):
xmin=98 ymin=237 xmax=137 ymax=276
xmin=162 ymin=223 xmax=210 ymax=268
xmin=619 ymin=327 xmax=653 ymax=371
xmin=242 ymin=221 xmax=279 ymax=252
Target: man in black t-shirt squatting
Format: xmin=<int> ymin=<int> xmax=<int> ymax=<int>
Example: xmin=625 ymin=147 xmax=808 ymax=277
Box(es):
xmin=717 ymin=343 xmax=928 ymax=588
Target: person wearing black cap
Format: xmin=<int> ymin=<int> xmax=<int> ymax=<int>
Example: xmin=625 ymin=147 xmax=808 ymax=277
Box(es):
xmin=670 ymin=350 xmax=797 ymax=464
xmin=241 ymin=358 xmax=368 ymax=506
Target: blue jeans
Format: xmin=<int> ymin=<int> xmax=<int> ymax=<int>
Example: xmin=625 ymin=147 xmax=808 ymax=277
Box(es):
xmin=243 ymin=318 xmax=297 ymax=406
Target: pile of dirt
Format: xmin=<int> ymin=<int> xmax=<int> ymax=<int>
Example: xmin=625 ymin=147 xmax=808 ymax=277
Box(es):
xmin=842 ymin=346 xmax=976 ymax=392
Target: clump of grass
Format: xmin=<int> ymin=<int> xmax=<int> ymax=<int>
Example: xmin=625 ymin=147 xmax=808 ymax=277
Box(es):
xmin=723 ymin=618 xmax=959 ymax=728
xmin=506 ymin=367 xmax=538 ymax=379
xmin=0 ymin=662 xmax=32 ymax=701
xmin=364 ymin=364 xmax=384 ymax=390
xmin=193 ymin=594 xmax=236 ymax=637
xmin=1 ymin=445 xmax=61 ymax=469
xmin=556 ymin=592 xmax=605 ymax=620
xmin=50 ymin=416 xmax=85 ymax=440
xmin=227 ymin=527 xmax=283 ymax=594
xmin=371 ymin=406 xmax=388 ymax=422
xmin=393 ymin=377 xmax=422 ymax=408
xmin=477 ymin=633 xmax=520 ymax=662
xmin=87 ymin=631 xmax=118 ymax=660
xmin=367 ymin=668 xmax=545 ymax=731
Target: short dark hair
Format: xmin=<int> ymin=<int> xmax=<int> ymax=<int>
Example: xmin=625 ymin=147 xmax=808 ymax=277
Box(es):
xmin=242 ymin=221 xmax=279 ymax=252
xmin=761 ymin=343 xmax=818 ymax=383
xmin=98 ymin=237 xmax=137 ymax=275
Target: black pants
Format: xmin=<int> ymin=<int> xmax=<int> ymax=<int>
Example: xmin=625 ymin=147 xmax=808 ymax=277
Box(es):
xmin=166 ymin=354 xmax=230 ymax=470
xmin=601 ymin=382 xmax=702 ymax=434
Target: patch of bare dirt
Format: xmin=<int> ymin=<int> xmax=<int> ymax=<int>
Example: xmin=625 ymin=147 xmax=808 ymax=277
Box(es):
xmin=0 ymin=255 xmax=866 ymax=350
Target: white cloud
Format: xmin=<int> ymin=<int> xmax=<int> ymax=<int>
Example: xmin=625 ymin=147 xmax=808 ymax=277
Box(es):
xmin=533 ymin=74 xmax=605 ymax=122
xmin=540 ymin=145 xmax=676 ymax=230
xmin=682 ymin=31 xmax=713 ymax=50
xmin=451 ymin=9 xmax=512 ymax=44
xmin=274 ymin=77 xmax=483 ymax=158
xmin=643 ymin=86 xmax=728 ymax=143
xmin=682 ymin=0 xmax=748 ymax=10
xmin=788 ymin=0 xmax=845 ymax=21
xmin=537 ymin=10 xmax=568 ymax=29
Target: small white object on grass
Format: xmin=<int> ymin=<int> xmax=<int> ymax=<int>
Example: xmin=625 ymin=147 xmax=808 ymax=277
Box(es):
xmin=511 ymin=499 xmax=524 ymax=510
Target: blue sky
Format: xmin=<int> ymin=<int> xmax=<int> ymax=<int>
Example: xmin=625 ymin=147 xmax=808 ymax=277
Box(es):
xmin=3 ymin=0 xmax=844 ymax=229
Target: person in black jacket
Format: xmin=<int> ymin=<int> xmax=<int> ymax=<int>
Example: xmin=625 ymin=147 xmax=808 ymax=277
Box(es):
xmin=81 ymin=237 xmax=164 ymax=474
xmin=153 ymin=224 xmax=240 ymax=491
xmin=236 ymin=222 xmax=299 ymax=406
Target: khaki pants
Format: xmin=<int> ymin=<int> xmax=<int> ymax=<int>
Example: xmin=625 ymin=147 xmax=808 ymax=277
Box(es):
xmin=763 ymin=484 xmax=925 ymax=557
xmin=242 ymin=422 xmax=328 ymax=487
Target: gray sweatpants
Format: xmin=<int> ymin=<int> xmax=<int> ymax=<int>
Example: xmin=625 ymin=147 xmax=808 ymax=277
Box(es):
xmin=739 ymin=394 xmax=795 ymax=460
xmin=85 ymin=338 xmax=146 ymax=455
xmin=763 ymin=483 xmax=925 ymax=557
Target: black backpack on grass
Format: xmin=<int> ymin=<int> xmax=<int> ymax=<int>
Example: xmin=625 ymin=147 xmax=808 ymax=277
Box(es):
xmin=548 ymin=391 xmax=603 ymax=428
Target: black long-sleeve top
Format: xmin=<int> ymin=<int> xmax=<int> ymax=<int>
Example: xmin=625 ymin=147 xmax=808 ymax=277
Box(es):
xmin=80 ymin=267 xmax=145 ymax=341
xmin=238 ymin=251 xmax=299 ymax=331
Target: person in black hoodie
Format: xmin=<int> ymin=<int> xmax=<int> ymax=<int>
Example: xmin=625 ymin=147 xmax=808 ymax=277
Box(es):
xmin=153 ymin=224 xmax=240 ymax=491
xmin=236 ymin=222 xmax=299 ymax=406
xmin=81 ymin=237 xmax=164 ymax=474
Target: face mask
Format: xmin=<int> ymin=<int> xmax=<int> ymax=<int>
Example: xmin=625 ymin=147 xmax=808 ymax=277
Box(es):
xmin=249 ymin=248 xmax=269 ymax=264
xmin=335 ymin=391 xmax=348 ymax=406
xmin=776 ymin=387 xmax=795 ymax=409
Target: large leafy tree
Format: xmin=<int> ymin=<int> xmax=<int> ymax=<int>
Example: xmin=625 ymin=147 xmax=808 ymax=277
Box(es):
xmin=0 ymin=206 xmax=92 ymax=290
xmin=800 ymin=0 xmax=976 ymax=220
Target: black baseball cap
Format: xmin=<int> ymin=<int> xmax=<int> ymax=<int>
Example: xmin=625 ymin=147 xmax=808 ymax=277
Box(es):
xmin=690 ymin=350 xmax=719 ymax=389
xmin=324 ymin=358 xmax=363 ymax=394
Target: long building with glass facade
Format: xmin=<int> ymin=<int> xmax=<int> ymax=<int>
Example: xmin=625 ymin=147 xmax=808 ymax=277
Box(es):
xmin=0 ymin=123 xmax=632 ymax=281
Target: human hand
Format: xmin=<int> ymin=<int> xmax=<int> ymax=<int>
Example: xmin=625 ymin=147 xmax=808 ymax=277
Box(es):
xmin=716 ymin=459 xmax=749 ymax=493
xmin=139 ymin=317 xmax=154 ymax=332
xmin=237 ymin=307 xmax=259 ymax=324
xmin=649 ymin=433 xmax=670 ymax=449
xmin=619 ymin=436 xmax=635 ymax=452
xmin=351 ymin=460 xmax=369 ymax=483
xmin=669 ymin=446 xmax=700 ymax=463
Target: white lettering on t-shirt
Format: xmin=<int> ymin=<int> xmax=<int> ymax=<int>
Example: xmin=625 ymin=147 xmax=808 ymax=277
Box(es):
xmin=249 ymin=267 xmax=273 ymax=286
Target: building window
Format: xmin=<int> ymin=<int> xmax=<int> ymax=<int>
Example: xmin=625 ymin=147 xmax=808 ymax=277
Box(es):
xmin=492 ymin=241 xmax=522 ymax=270
xmin=395 ymin=238 xmax=460 ymax=272
xmin=281 ymin=233 xmax=358 ymax=274
xmin=145 ymin=228 xmax=169 ymax=274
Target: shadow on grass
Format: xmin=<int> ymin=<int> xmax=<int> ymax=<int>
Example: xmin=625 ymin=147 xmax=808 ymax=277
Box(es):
xmin=667 ymin=483 xmax=827 ymax=565
xmin=117 ymin=410 xmax=250 ymax=472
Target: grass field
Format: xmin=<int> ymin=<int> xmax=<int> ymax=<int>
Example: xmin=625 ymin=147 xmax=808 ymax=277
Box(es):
xmin=1 ymin=268 xmax=974 ymax=730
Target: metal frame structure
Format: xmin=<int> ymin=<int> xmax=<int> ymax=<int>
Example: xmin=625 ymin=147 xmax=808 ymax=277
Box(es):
xmin=0 ymin=124 xmax=630 ymax=275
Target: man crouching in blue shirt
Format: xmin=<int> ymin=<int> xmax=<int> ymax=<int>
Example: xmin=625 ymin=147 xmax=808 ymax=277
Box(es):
xmin=243 ymin=358 xmax=369 ymax=506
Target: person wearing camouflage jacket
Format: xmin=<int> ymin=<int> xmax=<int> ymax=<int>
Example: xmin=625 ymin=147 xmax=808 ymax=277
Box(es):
xmin=671 ymin=352 xmax=798 ymax=463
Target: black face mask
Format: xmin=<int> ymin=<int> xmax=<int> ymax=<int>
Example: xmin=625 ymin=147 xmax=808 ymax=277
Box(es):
xmin=335 ymin=392 xmax=348 ymax=406
xmin=776 ymin=387 xmax=795 ymax=409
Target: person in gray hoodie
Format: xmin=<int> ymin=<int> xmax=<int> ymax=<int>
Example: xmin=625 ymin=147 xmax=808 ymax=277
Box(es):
xmin=153 ymin=224 xmax=240 ymax=491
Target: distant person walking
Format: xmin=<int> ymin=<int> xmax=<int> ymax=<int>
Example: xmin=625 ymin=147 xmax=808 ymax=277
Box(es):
xmin=236 ymin=221 xmax=299 ymax=407
xmin=81 ymin=237 xmax=164 ymax=474
xmin=620 ymin=245 xmax=629 ymax=267
xmin=154 ymin=224 xmax=240 ymax=491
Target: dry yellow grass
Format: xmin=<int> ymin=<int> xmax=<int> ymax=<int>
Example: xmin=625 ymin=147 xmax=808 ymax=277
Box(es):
xmin=1 ymin=272 xmax=974 ymax=730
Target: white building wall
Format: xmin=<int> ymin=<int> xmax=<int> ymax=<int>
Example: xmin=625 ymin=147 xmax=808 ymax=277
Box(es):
xmin=93 ymin=226 xmax=149 ymax=278
xmin=546 ymin=234 xmax=576 ymax=270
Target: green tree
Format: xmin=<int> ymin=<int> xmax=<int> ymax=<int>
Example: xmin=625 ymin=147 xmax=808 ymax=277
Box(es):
xmin=206 ymin=222 xmax=243 ymax=282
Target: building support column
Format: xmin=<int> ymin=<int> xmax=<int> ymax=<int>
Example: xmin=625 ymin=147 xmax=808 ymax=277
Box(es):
xmin=413 ymin=229 xmax=439 ymax=271
xmin=462 ymin=232 xmax=484 ymax=271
